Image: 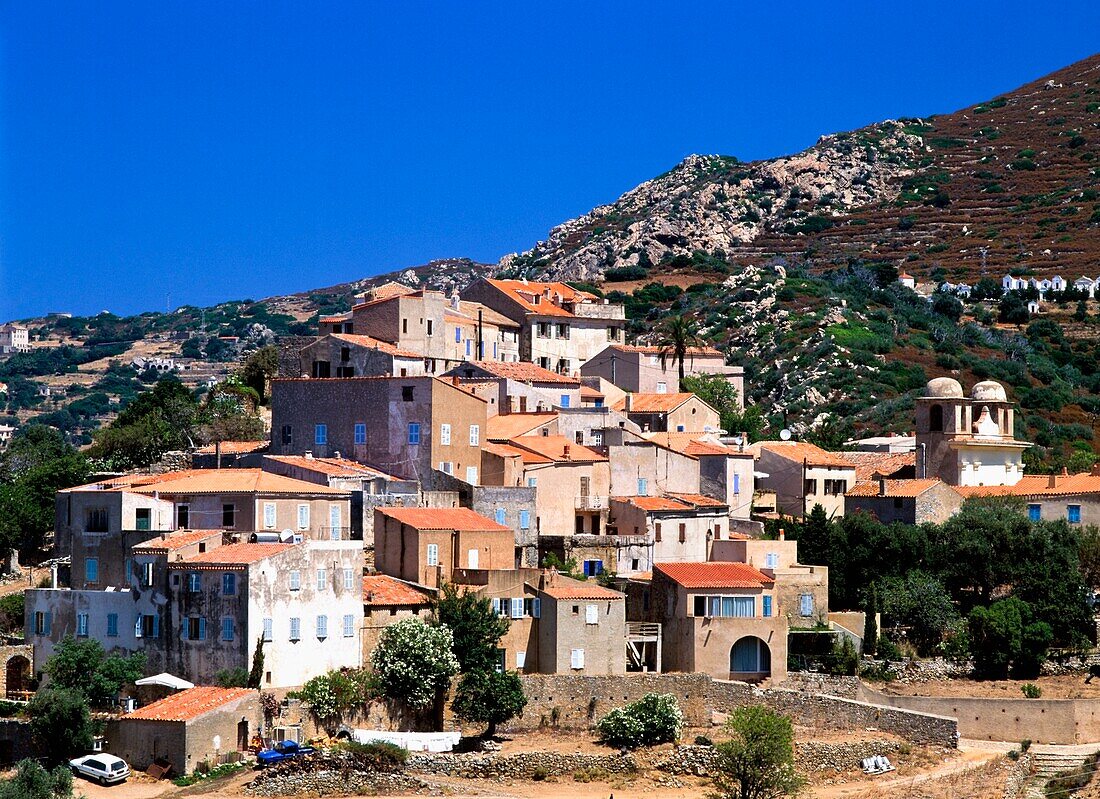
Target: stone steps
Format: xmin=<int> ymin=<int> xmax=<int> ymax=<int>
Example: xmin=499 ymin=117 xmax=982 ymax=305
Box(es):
xmin=1021 ymin=751 xmax=1096 ymax=799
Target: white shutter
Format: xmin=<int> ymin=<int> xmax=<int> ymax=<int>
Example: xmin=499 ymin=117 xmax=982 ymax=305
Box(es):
xmin=516 ymin=651 xmax=526 ymax=669
xmin=329 ymin=505 xmax=342 ymax=538
xmin=440 ymin=424 xmax=451 ymax=445
xmin=465 ymin=466 xmax=478 ymax=484
xmin=469 ymin=425 xmax=480 ymax=446
xmin=426 ymin=543 xmax=439 ymax=566
xmin=468 ymin=549 xmax=479 ymax=569
xmin=511 ymin=598 xmax=524 ymax=619
xmin=263 ymin=502 xmax=277 ymax=529
xmin=585 ymin=604 xmax=598 ymax=625
xmin=297 ymin=504 xmax=310 ymax=530
xmin=491 ymin=598 xmax=501 ymax=615
xmin=570 ymin=648 xmax=585 ymax=669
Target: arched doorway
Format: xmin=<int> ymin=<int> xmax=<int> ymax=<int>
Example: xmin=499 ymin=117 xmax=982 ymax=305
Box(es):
xmin=729 ymin=637 xmax=771 ymax=679
xmin=5 ymin=655 xmax=30 ymax=699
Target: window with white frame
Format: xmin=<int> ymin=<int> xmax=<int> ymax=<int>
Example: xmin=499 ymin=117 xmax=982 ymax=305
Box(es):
xmin=800 ymin=593 xmax=814 ymax=617
xmin=426 ymin=543 xmax=439 ymax=566
xmin=466 ymin=466 xmax=478 ymax=484
xmin=263 ymin=618 xmax=273 ymax=642
xmin=316 ymin=615 xmax=328 ymax=639
xmin=343 ymin=614 xmax=355 ymax=638
xmin=343 ymin=568 xmax=354 ymax=590
xmin=77 ymin=613 xmax=89 ymax=637
xmin=289 ymin=617 xmax=301 ymax=641
xmin=263 ymin=502 xmax=277 ymax=529
xmin=316 ymin=568 xmax=327 ymax=590
xmin=585 ymin=604 xmax=599 ymax=625
xmin=469 ymin=425 xmax=480 ymax=446
xmin=765 ymin=552 xmax=779 ymax=569
xmin=570 ymin=648 xmax=585 ymax=669
xmin=440 ymin=424 xmax=451 ymax=445
xmin=691 ymin=595 xmax=755 ymax=618
xmin=297 ymin=504 xmax=310 ymax=530
xmin=516 ymin=651 xmax=526 ymax=669
xmin=289 ymin=570 xmax=300 ymax=591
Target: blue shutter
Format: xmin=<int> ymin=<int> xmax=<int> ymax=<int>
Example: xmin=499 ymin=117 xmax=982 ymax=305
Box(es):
xmin=763 ymin=596 xmax=772 ymax=617
xmin=495 ymin=508 xmax=506 ymax=525
xmin=560 ymin=394 xmax=570 ymax=408
xmin=198 ymin=617 xmax=207 ymax=641
xmin=455 ymin=327 xmax=461 ymax=343
xmin=733 ymin=474 xmax=740 ymax=494
xmin=532 ymin=598 xmax=541 ymax=618
xmin=153 ymin=614 xmax=160 ymax=638
xmin=519 ymin=510 xmax=530 ymax=529
xmin=1028 ymin=504 xmax=1041 ymax=521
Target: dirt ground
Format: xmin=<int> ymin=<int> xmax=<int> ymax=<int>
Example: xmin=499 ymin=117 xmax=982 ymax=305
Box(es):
xmin=877 ymin=673 xmax=1100 ymax=700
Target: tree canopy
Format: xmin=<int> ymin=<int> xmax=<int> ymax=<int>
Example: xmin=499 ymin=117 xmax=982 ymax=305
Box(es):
xmin=43 ymin=637 xmax=146 ymax=709
xmin=27 ymin=688 xmax=93 ymax=765
xmin=711 ymin=706 xmax=805 ymax=799
xmin=369 ymin=619 xmax=459 ymax=710
xmin=431 ymin=582 xmax=510 ymax=673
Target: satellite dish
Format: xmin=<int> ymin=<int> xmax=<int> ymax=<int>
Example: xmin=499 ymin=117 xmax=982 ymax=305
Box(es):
xmin=779 ymin=429 xmax=792 ymax=441
xmin=731 ymin=435 xmax=744 ymax=446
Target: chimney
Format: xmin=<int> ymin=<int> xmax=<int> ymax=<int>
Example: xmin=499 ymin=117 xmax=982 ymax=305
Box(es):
xmin=625 ymin=394 xmax=633 ymax=412
xmin=1092 ymin=463 xmax=1100 ymax=477
xmin=1048 ymin=472 xmax=1058 ymax=488
xmin=878 ymin=477 xmax=886 ymax=496
xmin=305 ymin=451 xmax=314 ymax=459
xmin=740 ymin=431 xmax=747 ymax=452
xmin=563 ymin=444 xmax=571 ymax=460
xmin=778 ymin=528 xmax=785 ymax=541
xmin=215 ymin=440 xmax=222 ymax=469
xmin=333 ymin=451 xmax=341 ymax=459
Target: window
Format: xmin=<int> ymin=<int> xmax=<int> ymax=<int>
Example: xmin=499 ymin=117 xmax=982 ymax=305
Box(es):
xmin=186 ymin=617 xmax=207 ymax=641
xmin=733 ymin=474 xmax=740 ymax=495
xmin=222 ymin=573 xmax=236 ymax=596
xmin=402 ymin=319 xmax=408 ymax=334
xmin=656 ymin=381 xmax=667 ymax=394
xmin=466 ymin=466 xmax=478 ymax=484
xmin=426 ymin=319 xmax=434 ymax=336
xmin=824 ymin=479 xmax=847 ymax=496
xmin=316 ymin=615 xmax=328 ymax=639
xmin=86 ymin=507 xmax=109 ymax=532
xmin=763 ymin=596 xmax=772 ymax=617
xmin=585 ymin=604 xmax=598 ymax=625
xmin=455 ymin=327 xmax=462 ymax=343
xmin=344 ymin=614 xmax=355 ymax=638
xmin=222 ymin=617 xmax=235 ymax=641
xmin=469 ymin=425 xmax=480 ymax=446
xmin=281 ymin=425 xmax=293 ymax=445
xmin=316 ymin=568 xmax=327 ymax=590
xmin=34 ymin=611 xmax=51 ymax=636
xmin=560 ymin=394 xmax=570 ymax=408
xmin=135 ymin=508 xmax=151 ymax=531
xmin=439 ymin=461 xmax=453 ymax=474
xmin=288 ymin=570 xmax=301 ymax=591
xmin=468 ymin=548 xmax=479 ymax=569
xmin=519 ymin=510 xmax=531 ymax=529
xmin=176 ymin=504 xmax=189 ymax=530
xmin=263 ymin=618 xmax=273 ymax=642
xmin=315 ymin=424 xmax=327 ymax=445
xmin=655 ymin=522 xmax=662 ymax=542
xmin=516 ymin=651 xmax=526 ymax=669
xmin=1028 ymin=504 xmax=1042 ymax=522
xmin=297 ymin=504 xmax=310 ymax=530
xmin=340 ymin=345 xmax=350 ymax=361
xmin=263 ymin=502 xmax=277 ymax=529
xmin=765 ymin=552 xmax=779 ymax=569
xmin=138 ymin=614 xmax=159 ymax=639
xmin=556 ymin=323 xmax=570 ymax=339
xmin=800 ymin=593 xmax=814 ymax=617
xmin=495 ymin=508 xmax=506 ymax=525
xmin=583 ymin=559 xmax=603 ymax=577
xmin=1069 ymin=504 xmax=1083 ymax=523
xmin=526 ymin=477 xmax=537 ymax=488
xmin=289 ymin=617 xmax=301 ymax=641
xmin=354 ymin=423 xmax=366 ymax=444
xmin=77 ymin=614 xmax=89 ymax=637
xmin=187 ymin=572 xmax=201 ymax=592
xmin=637 ymin=478 xmax=648 ymax=496
xmin=426 ymin=543 xmax=439 ymax=566
xmin=537 ymin=322 xmax=551 ymax=338
xmin=714 ymin=523 xmax=722 ymax=540
xmin=141 ymin=561 xmax=155 ymax=588
xmin=570 ymin=648 xmax=585 ymax=669
xmin=679 ymin=523 xmax=686 ymax=543
xmin=440 ymin=423 xmax=451 ymax=445
xmin=106 ymin=613 xmax=119 ymax=637
xmin=401 ymin=385 xmax=414 ymax=401
xmin=408 ymin=423 xmax=421 ymax=444
xmin=343 ymin=568 xmax=354 ymax=590
xmin=803 ymin=479 xmax=817 ymax=496
xmin=676 ymin=424 xmax=685 ymax=432
xmin=222 ymin=504 xmax=236 ymax=527
xmin=85 ymin=558 xmax=99 ymax=584
xmin=465 ymin=339 xmax=471 ymax=356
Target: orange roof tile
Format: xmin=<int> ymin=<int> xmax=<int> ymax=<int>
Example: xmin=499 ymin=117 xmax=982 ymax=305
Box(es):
xmin=612 ymin=393 xmax=701 ymax=413
xmin=132 ymin=530 xmax=223 ymax=552
xmin=126 ymin=469 xmax=348 ymax=497
xmin=319 ymin=313 xmax=351 ymax=324
xmin=954 ymin=472 xmax=1100 ymax=498
xmin=328 ymin=333 xmax=422 ymax=359
xmin=655 ymin=562 xmax=774 ymax=589
xmin=505 ymin=435 xmax=607 ymax=463
xmin=580 ymin=385 xmax=604 ymax=399
xmin=485 ymin=413 xmax=558 ymax=441
xmin=612 ymin=495 xmax=692 ymax=512
xmin=447 ymin=300 xmax=518 ymax=330
xmin=124 ymin=686 xmax=254 ymax=722
xmin=175 ymin=543 xmax=293 ymax=568
xmin=845 ymin=478 xmax=951 ymax=498
xmin=609 ymin=344 xmax=724 ymax=358
xmin=844 ymin=451 xmax=917 ymax=482
xmin=363 ymin=575 xmax=432 ymax=607
xmin=264 ymin=456 xmax=396 ymax=480
xmin=484 ymin=279 xmax=598 ymax=318
xmin=376 ymin=507 xmax=511 ymax=532
xmin=452 ymin=361 xmax=580 ymax=385
xmin=194 ymin=440 xmax=269 ymax=455
xmin=540 ymin=575 xmax=624 ymax=600
xmin=750 ymin=441 xmax=855 ymax=469
xmin=644 ymin=432 xmax=740 ymax=457
xmin=667 ymin=493 xmax=729 ymax=508
xmin=483 ymin=441 xmax=552 ymax=464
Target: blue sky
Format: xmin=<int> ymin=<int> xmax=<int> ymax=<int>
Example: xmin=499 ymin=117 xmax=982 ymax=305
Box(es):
xmin=1 ymin=3 xmax=1098 ymax=321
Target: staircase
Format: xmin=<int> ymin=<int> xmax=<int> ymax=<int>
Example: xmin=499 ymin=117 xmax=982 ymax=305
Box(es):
xmin=1021 ymin=749 xmax=1097 ymax=799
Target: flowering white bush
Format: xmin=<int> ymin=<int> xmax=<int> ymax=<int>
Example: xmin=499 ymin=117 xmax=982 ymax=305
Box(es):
xmin=370 ymin=619 xmax=459 ymax=710
xmin=597 ymin=693 xmax=683 ymax=748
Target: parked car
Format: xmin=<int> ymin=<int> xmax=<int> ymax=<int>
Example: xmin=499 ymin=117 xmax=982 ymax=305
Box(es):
xmin=256 ymin=739 xmax=316 ymax=766
xmin=69 ymin=754 xmax=131 ymax=785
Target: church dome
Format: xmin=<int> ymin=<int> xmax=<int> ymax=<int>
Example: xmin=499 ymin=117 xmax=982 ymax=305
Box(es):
xmin=924 ymin=377 xmax=964 ymax=399
xmin=971 ymin=380 xmax=1008 ymax=403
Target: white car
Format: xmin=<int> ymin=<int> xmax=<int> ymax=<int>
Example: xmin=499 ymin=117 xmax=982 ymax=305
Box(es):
xmin=69 ymin=754 xmax=131 ymax=785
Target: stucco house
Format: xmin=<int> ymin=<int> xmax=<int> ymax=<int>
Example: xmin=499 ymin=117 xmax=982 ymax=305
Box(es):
xmin=299 ymin=333 xmax=425 ymax=379
xmin=607 ymin=494 xmax=729 ymax=576
xmin=580 ymin=344 xmax=744 ymax=403
xmin=750 ymin=441 xmax=856 ymax=519
xmin=442 ymin=360 xmax=583 ymax=415
xmin=612 ymin=393 xmax=721 ymax=434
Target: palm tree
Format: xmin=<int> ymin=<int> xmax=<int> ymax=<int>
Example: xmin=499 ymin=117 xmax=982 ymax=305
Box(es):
xmin=655 ymin=315 xmax=704 ymax=388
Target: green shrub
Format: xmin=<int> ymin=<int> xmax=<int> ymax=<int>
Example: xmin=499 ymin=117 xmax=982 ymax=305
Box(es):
xmin=596 ymin=693 xmax=683 ymax=749
xmin=604 ymin=265 xmax=649 ymax=282
xmin=1020 ymin=739 xmax=1032 ymax=752
xmin=338 ymin=740 xmax=408 ymax=772
xmin=573 ymin=766 xmax=609 ymax=783
xmin=1021 ymin=683 xmax=1042 ymax=699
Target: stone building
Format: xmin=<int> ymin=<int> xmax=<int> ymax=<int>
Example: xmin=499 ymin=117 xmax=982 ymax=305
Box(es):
xmin=612 ymin=393 xmax=721 ymax=434
xmin=361 ymin=574 xmax=433 ymax=662
xmin=536 ymin=573 xmax=626 ymax=675
xmin=845 ymin=478 xmax=963 ymax=525
xmin=442 ymin=360 xmax=582 ymax=416
xmin=299 ymin=333 xmax=425 ymax=379
xmin=580 ymin=344 xmax=744 ymax=404
xmin=607 ymin=494 xmax=729 ymax=576
xmin=750 ymin=441 xmax=856 ymax=519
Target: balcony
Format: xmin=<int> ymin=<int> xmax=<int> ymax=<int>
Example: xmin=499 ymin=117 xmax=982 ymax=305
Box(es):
xmin=575 ymin=495 xmax=608 ymax=511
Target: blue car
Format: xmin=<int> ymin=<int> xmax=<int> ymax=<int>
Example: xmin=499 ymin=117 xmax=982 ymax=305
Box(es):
xmin=256 ymin=740 xmax=316 ymax=766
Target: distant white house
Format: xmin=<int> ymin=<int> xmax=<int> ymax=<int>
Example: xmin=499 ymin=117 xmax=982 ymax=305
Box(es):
xmin=0 ymin=323 xmax=30 ymax=355
xmin=1052 ymin=275 xmax=1066 ymax=292
xmin=1074 ymin=277 xmax=1096 ymax=298
xmin=898 ymin=272 xmax=916 ymax=290
xmin=1027 ymin=299 xmax=1041 ymax=316
xmin=131 ymin=356 xmax=178 ymax=373
xmin=1002 ymin=274 xmax=1028 ymax=293
xmin=940 ymin=281 xmax=972 ymax=298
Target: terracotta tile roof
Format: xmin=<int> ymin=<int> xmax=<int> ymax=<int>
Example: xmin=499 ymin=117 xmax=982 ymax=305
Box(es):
xmin=363 ymin=575 xmax=432 ymax=607
xmin=609 ymin=344 xmax=724 ymax=358
xmin=485 ymin=413 xmax=558 ymax=441
xmin=352 ymin=282 xmax=419 ymax=307
xmin=955 ymin=472 xmax=1100 ymax=498
xmin=505 ymin=435 xmax=607 ymax=463
xmin=127 ymin=469 xmax=348 ymax=497
xmin=666 ymin=493 xmax=728 ymax=508
xmin=329 ymin=333 xmax=422 ymax=359
xmin=319 ymin=313 xmax=351 ymax=324
xmin=483 ymin=441 xmax=552 ymax=464
xmin=454 ymin=361 xmax=580 ymax=385
xmin=132 ymin=530 xmax=223 ymax=552
xmin=612 ymin=495 xmax=692 ymax=512
xmin=123 ymin=686 xmax=254 ymax=722
xmin=194 ymin=440 xmax=269 ymax=455
xmin=484 ymin=279 xmax=598 ymax=318
xmin=844 ymin=451 xmax=917 ymax=482
xmin=750 ymin=441 xmax=856 ymax=469
xmin=845 ymin=478 xmax=951 ymax=498
xmin=580 ymin=385 xmax=604 ymax=399
xmin=655 ymin=561 xmax=774 ymax=589
xmin=175 ymin=543 xmax=293 ymax=568
xmin=540 ymin=574 xmax=624 ymax=600
xmin=448 ymin=300 xmax=519 ymax=330
xmin=612 ymin=393 xmax=698 ymax=413
xmin=264 ymin=456 xmax=396 ymax=480
xmin=644 ymin=432 xmax=739 ymax=457
xmin=376 ymin=507 xmax=511 ymax=532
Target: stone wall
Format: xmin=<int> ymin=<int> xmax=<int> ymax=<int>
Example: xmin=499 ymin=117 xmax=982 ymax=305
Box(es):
xmin=511 ymin=673 xmax=957 ymax=747
xmin=779 ymin=673 xmax=860 ymax=699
